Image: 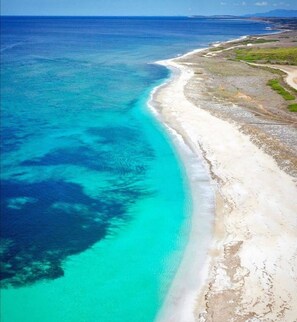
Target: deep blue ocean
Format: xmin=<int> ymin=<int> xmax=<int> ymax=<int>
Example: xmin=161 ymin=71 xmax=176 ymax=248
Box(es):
xmin=0 ymin=16 xmax=271 ymax=322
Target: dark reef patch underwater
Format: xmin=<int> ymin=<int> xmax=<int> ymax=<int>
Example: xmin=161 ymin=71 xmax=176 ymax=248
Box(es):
xmin=0 ymin=124 xmax=154 ymax=287
xmin=0 ymin=179 xmax=145 ymax=287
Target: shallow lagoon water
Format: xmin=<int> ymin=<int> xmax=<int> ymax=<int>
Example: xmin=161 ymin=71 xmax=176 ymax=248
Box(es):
xmin=0 ymin=17 xmax=271 ymax=321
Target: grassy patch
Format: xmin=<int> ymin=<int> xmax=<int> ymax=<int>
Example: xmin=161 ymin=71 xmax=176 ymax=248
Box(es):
xmin=235 ymin=47 xmax=297 ymax=65
xmin=248 ymin=63 xmax=286 ymax=76
xmin=267 ymin=79 xmax=295 ymax=101
xmin=288 ymin=103 xmax=297 ymax=112
xmin=209 ymin=39 xmax=278 ymax=53
xmin=209 ymin=46 xmax=225 ymax=52
xmin=252 ymin=39 xmax=279 ymax=44
xmin=239 ymin=38 xmax=279 ymax=45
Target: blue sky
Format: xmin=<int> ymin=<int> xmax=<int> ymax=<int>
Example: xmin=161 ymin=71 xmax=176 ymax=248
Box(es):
xmin=1 ymin=0 xmax=296 ymax=16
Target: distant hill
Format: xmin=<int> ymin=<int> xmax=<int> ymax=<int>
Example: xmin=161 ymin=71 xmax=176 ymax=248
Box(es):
xmin=245 ymin=9 xmax=297 ymax=18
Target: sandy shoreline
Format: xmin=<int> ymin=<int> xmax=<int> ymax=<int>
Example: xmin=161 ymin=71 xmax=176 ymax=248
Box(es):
xmin=148 ymin=67 xmax=215 ymax=322
xmin=151 ymin=32 xmax=297 ymax=321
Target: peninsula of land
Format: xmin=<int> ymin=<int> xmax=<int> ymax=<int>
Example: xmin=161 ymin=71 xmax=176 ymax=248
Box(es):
xmin=154 ymin=27 xmax=297 ymax=321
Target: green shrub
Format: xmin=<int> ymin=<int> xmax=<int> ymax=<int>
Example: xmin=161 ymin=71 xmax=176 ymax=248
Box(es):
xmin=236 ymin=47 xmax=297 ymax=65
xmin=267 ymin=79 xmax=295 ymax=101
xmin=288 ymin=103 xmax=297 ymax=112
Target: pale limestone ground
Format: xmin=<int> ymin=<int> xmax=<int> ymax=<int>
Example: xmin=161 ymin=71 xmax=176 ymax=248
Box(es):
xmin=155 ymin=31 xmax=297 ymax=322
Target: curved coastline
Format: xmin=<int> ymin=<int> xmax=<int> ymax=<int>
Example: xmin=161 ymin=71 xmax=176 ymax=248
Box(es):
xmin=149 ymin=32 xmax=297 ymax=321
xmin=148 ymin=48 xmax=217 ymax=322
xmin=148 ymin=61 xmax=215 ymax=322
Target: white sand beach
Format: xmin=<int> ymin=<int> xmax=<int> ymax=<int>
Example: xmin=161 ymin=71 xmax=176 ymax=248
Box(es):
xmin=152 ymin=40 xmax=297 ymax=321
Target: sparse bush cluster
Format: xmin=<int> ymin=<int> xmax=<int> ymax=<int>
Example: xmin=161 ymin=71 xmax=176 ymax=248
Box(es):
xmin=235 ymin=47 xmax=297 ymax=65
xmin=267 ymin=79 xmax=295 ymax=101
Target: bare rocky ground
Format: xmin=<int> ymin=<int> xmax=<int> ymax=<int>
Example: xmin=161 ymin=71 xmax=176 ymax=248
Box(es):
xmin=176 ymin=30 xmax=297 ymax=178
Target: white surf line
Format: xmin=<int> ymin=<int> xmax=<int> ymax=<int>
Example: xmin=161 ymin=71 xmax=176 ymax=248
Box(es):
xmin=148 ymin=59 xmax=215 ymax=322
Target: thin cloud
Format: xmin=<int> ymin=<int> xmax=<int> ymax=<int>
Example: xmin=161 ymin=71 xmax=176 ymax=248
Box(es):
xmin=255 ymin=1 xmax=268 ymax=7
xmin=255 ymin=1 xmax=268 ymax=5
xmin=234 ymin=1 xmax=247 ymax=5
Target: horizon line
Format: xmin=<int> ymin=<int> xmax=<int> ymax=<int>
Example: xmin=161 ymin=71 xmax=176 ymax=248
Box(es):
xmin=0 ymin=14 xmax=258 ymax=18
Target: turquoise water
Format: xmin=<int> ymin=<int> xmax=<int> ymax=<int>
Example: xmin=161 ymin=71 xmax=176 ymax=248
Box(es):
xmin=0 ymin=17 xmax=272 ymax=321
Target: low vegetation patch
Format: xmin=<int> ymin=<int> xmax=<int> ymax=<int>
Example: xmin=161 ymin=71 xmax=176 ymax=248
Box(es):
xmin=248 ymin=63 xmax=286 ymax=76
xmin=235 ymin=47 xmax=297 ymax=65
xmin=288 ymin=103 xmax=297 ymax=112
xmin=209 ymin=46 xmax=225 ymax=52
xmin=267 ymin=79 xmax=295 ymax=101
xmin=210 ymin=39 xmax=278 ymax=52
xmin=238 ymin=38 xmax=279 ymax=45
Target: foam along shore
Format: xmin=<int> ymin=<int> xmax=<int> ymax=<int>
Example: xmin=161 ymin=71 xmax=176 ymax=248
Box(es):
xmin=152 ymin=44 xmax=297 ymax=321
